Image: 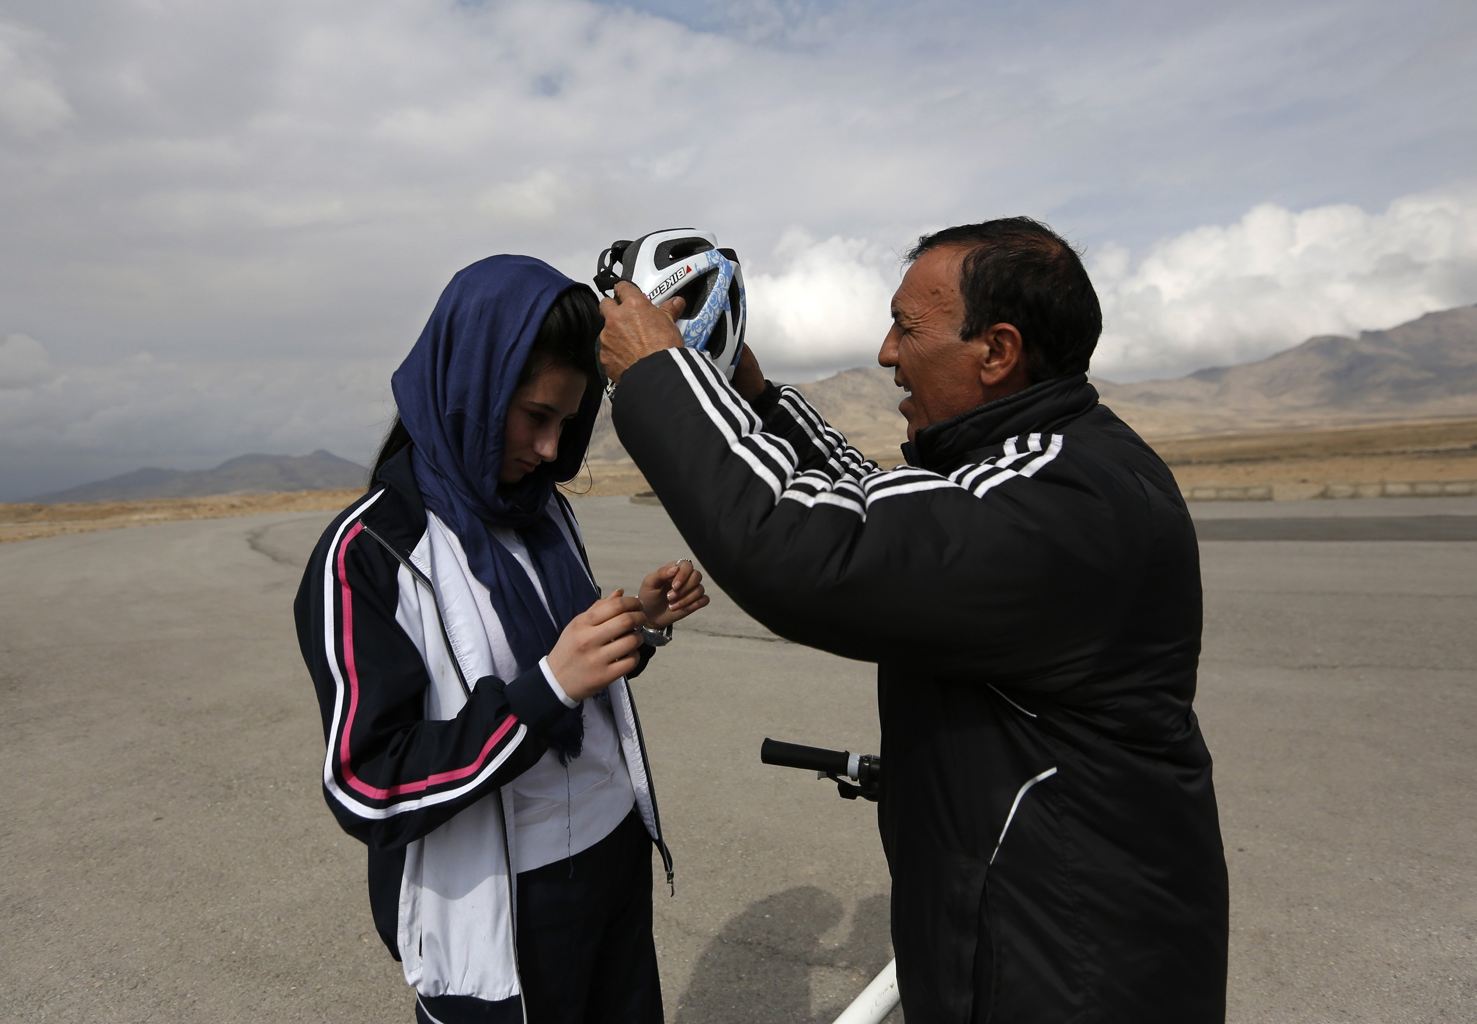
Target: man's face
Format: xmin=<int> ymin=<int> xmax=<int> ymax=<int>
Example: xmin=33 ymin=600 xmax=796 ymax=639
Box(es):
xmin=878 ymin=245 xmax=989 ymax=442
xmin=499 ymin=361 xmax=587 ymax=484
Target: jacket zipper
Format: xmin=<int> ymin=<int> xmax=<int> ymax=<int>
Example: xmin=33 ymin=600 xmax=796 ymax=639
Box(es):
xmin=625 ymin=686 xmax=675 ymax=894
xmin=553 ymin=493 xmax=676 ymax=892
xmin=361 ymin=523 xmax=472 ymax=698
xmin=990 ymin=766 xmax=1058 ymax=865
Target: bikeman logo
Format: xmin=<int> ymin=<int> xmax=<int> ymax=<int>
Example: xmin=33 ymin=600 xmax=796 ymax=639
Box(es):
xmin=647 ymin=264 xmax=692 ymax=301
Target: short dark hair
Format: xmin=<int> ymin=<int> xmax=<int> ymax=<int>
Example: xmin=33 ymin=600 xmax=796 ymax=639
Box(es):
xmin=909 ymin=217 xmax=1101 ymax=382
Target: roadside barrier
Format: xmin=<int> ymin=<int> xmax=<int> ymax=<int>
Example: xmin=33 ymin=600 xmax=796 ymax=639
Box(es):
xmin=1182 ymin=480 xmax=1477 ymax=501
xmin=1318 ymin=480 xmax=1476 ymax=499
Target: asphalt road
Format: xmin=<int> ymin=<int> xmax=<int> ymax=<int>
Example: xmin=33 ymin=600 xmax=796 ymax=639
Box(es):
xmin=2 ymin=495 xmax=1473 ymax=1023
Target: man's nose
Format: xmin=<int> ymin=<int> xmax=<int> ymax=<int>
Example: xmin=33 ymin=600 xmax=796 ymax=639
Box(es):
xmin=878 ymin=329 xmax=898 ymax=368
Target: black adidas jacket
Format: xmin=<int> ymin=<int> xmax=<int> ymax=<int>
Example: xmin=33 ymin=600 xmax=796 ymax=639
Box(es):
xmin=612 ymin=347 xmax=1228 ymax=1023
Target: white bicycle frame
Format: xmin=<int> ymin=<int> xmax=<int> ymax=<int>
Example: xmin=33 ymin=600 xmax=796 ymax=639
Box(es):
xmin=832 ymin=957 xmax=898 ymax=1023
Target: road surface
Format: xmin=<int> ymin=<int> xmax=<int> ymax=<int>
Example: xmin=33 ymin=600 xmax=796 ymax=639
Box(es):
xmin=2 ymin=496 xmax=1473 ymax=1022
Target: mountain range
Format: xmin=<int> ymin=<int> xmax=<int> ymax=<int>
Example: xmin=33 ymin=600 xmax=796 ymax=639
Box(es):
xmin=1095 ymin=304 xmax=1477 ymax=437
xmin=588 ymin=304 xmax=1477 ymax=463
xmin=29 ymin=305 xmax=1475 ymax=503
xmin=32 ymin=450 xmax=368 ymax=504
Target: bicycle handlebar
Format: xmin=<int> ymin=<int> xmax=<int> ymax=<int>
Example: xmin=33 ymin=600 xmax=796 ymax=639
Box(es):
xmin=760 ymin=737 xmax=856 ymax=778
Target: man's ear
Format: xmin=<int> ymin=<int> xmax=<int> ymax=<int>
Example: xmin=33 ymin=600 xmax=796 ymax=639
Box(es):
xmin=977 ymin=322 xmax=1027 ymax=390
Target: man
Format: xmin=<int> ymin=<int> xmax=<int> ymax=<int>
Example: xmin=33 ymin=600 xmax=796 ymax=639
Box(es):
xmin=598 ymin=217 xmax=1229 ymax=1022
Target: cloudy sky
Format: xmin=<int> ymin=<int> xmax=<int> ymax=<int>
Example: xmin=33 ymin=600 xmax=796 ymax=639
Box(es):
xmin=2 ymin=0 xmax=1475 ymax=499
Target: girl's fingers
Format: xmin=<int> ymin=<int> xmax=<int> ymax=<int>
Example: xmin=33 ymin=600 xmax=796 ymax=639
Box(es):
xmin=603 ymin=630 xmax=643 ymax=662
xmin=609 ymin=652 xmax=642 ymax=678
xmin=667 ymin=564 xmax=699 ymax=601
xmin=587 ymin=591 xmax=642 ymax=625
xmin=670 ymin=587 xmax=705 ymax=609
xmin=670 ymin=583 xmax=704 ymax=607
xmin=667 ymin=595 xmax=710 ymax=620
xmin=588 ymin=609 xmax=647 ymax=646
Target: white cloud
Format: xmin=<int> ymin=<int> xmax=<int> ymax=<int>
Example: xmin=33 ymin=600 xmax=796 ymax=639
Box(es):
xmin=1 ymin=0 xmax=1474 ymax=495
xmin=1091 ymin=187 xmax=1477 ymax=380
xmin=0 ymin=333 xmax=52 ymax=389
xmin=744 ymin=230 xmax=904 ymax=375
xmin=0 ymin=22 xmax=73 ymax=135
xmin=476 ymin=170 xmax=567 ymax=225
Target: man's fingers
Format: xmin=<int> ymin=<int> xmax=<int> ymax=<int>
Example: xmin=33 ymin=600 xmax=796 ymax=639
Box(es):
xmin=660 ymin=295 xmax=687 ymax=321
xmin=612 ymin=280 xmax=652 ymax=306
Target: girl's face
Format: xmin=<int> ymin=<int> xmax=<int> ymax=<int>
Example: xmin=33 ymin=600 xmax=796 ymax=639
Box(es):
xmin=499 ymin=361 xmax=588 ymax=484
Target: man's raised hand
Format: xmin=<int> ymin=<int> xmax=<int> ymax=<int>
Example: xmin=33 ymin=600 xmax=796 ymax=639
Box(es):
xmin=598 ymin=283 xmax=685 ymax=386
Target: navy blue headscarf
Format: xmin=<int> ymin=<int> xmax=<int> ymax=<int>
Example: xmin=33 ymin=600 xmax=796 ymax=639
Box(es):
xmin=390 ymin=255 xmax=602 ymax=759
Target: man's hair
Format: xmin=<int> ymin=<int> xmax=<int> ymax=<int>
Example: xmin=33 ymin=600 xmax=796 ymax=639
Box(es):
xmin=909 ymin=217 xmax=1102 ymax=383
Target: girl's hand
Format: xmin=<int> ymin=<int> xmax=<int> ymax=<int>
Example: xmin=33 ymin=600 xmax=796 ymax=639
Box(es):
xmin=639 ymin=559 xmax=710 ymax=629
xmin=547 ymin=590 xmax=646 ymax=702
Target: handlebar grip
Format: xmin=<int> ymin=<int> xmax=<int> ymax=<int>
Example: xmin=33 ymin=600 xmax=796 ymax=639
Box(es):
xmin=760 ymin=737 xmax=851 ymax=776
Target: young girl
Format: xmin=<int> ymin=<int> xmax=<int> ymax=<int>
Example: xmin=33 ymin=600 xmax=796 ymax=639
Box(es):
xmin=295 ymin=255 xmax=705 ymax=1023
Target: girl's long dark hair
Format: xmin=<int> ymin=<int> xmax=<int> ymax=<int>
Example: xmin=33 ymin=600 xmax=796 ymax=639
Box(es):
xmin=370 ymin=286 xmax=602 ymax=483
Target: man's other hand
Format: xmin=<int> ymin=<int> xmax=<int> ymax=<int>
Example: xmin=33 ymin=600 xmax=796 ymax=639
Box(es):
xmin=598 ymin=282 xmax=684 ymax=386
xmin=731 ymin=343 xmax=767 ymax=403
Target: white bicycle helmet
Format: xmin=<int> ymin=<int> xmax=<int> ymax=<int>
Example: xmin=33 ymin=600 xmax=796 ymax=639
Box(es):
xmin=595 ymin=228 xmax=747 ymax=380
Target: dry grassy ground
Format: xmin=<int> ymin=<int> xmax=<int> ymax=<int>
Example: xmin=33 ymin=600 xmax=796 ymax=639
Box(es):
xmin=0 ymin=490 xmax=364 ymax=544
xmin=1156 ymin=417 xmax=1477 ymax=499
xmin=4 ymin=418 xmax=1474 ymax=542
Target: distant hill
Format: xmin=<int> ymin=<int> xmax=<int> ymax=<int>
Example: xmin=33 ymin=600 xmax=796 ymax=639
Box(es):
xmin=1096 ymin=305 xmax=1477 ymax=436
xmin=587 ymin=304 xmax=1477 ymax=463
xmin=46 ymin=306 xmax=1471 ymax=504
xmin=33 ymin=450 xmax=368 ymax=504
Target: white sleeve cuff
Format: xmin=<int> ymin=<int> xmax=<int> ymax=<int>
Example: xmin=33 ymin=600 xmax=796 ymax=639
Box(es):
xmin=539 ymin=656 xmax=578 ymax=708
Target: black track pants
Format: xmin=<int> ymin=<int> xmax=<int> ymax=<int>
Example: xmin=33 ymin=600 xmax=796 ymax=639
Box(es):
xmin=514 ymin=810 xmax=663 ymax=1024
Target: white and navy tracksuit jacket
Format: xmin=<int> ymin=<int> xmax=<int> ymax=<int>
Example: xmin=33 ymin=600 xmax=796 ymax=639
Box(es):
xmin=294 ymin=447 xmax=671 ymax=1019
xmin=612 ymin=348 xmax=1228 ymax=1023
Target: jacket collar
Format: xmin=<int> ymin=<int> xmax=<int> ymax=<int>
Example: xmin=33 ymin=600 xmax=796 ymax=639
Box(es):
xmin=902 ymin=373 xmax=1099 ymax=471
xmin=365 ymin=444 xmax=429 ymax=558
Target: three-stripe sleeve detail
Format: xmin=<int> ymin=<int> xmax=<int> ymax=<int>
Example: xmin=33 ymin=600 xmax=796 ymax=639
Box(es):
xmin=669 ymin=349 xmax=794 ymax=500
xmin=663 ymin=349 xmax=1068 ymax=521
xmin=775 ymin=387 xmax=879 ymax=479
